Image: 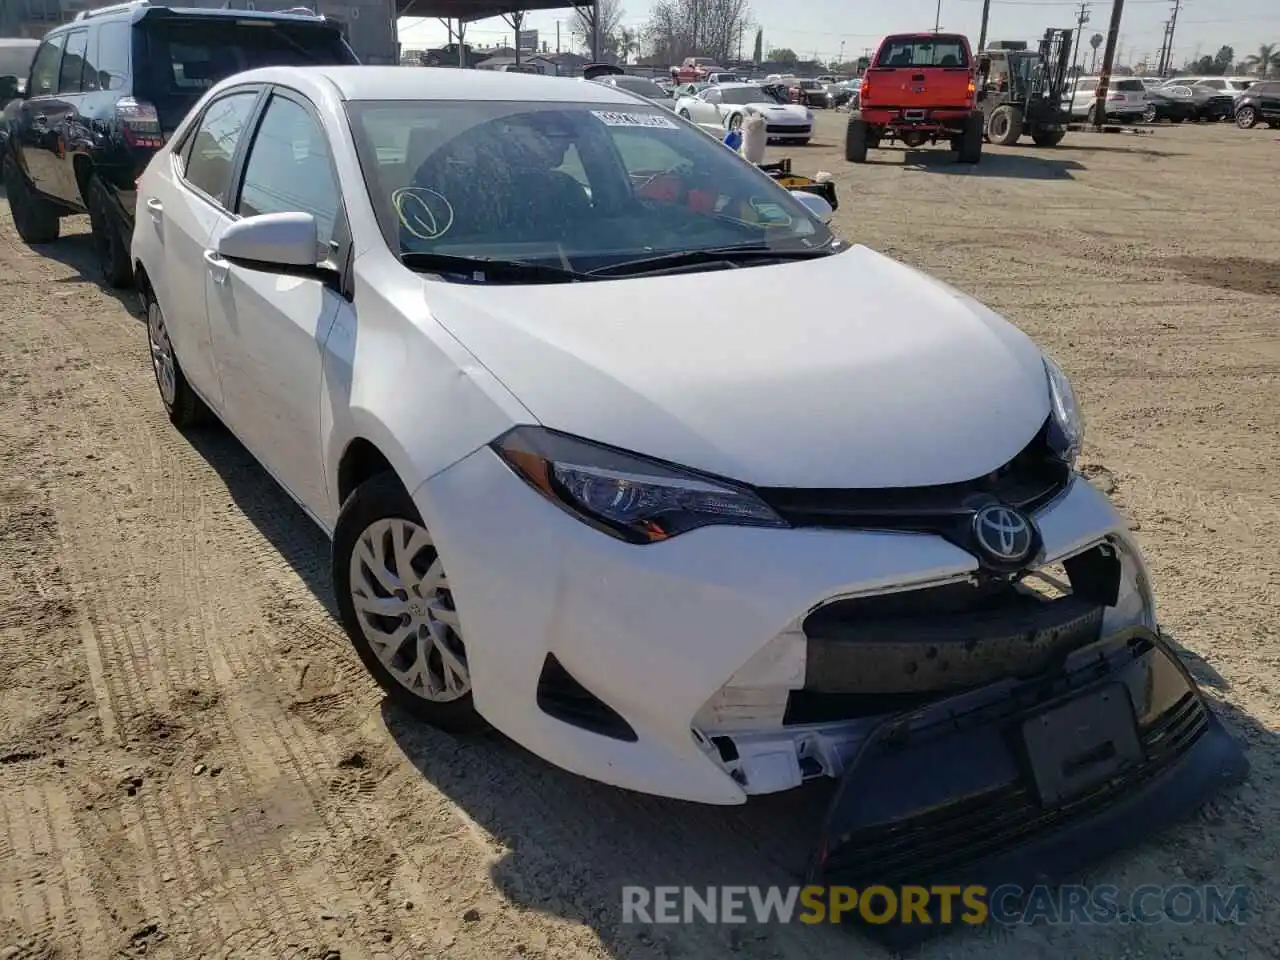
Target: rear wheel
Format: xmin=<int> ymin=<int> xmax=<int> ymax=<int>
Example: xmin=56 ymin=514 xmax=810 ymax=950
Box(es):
xmin=1235 ymin=106 xmax=1257 ymax=129
xmin=146 ymin=293 xmax=210 ymax=428
xmin=956 ymin=114 xmax=983 ymax=163
xmin=987 ymin=105 xmax=1023 ymax=146
xmin=1031 ymin=126 xmax=1066 ymax=147
xmin=3 ymin=155 xmax=60 ymax=244
xmin=87 ymin=174 xmax=134 ymax=289
xmin=1143 ymin=104 xmax=1158 ymax=123
xmin=845 ymin=117 xmax=870 ymax=163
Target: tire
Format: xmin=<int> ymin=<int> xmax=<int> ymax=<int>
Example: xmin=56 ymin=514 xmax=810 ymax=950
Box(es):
xmin=1172 ymin=115 xmax=1185 ymax=124
xmin=1086 ymin=103 xmax=1100 ymax=125
xmin=1235 ymin=106 xmax=1257 ymax=129
xmin=145 ymin=291 xmax=210 ymax=428
xmin=845 ymin=117 xmax=869 ymax=162
xmin=678 ymin=108 xmax=691 ymax=120
xmin=956 ymin=113 xmax=983 ymax=163
xmin=333 ymin=472 xmax=484 ymax=733
xmin=1031 ymin=126 xmax=1066 ymax=147
xmin=727 ymin=112 xmax=743 ymax=131
xmin=1143 ymin=104 xmax=1158 ymax=124
xmin=87 ymin=174 xmax=134 ymax=289
xmin=3 ymin=155 xmax=60 ymax=244
xmin=986 ymin=105 xmax=1023 ymax=146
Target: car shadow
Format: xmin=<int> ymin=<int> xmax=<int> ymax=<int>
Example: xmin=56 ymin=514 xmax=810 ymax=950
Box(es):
xmin=897 ymin=149 xmax=1084 ymax=179
xmin=173 ymin=424 xmax=1270 ymax=955
xmin=31 ymin=230 xmax=143 ymax=318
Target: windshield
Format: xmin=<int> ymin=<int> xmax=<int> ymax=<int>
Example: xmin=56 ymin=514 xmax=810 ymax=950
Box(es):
xmin=613 ymin=76 xmax=668 ymax=99
xmin=875 ymin=37 xmax=969 ymax=68
xmin=346 ymin=99 xmax=833 ymax=278
xmin=720 ymin=86 xmax=784 ymax=105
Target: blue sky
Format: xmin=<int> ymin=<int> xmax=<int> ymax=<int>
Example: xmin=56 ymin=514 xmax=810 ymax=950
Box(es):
xmin=398 ymin=0 xmax=1280 ymax=70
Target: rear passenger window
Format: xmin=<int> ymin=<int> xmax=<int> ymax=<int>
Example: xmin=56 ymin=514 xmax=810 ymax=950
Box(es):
xmin=28 ymin=35 xmax=65 ymax=97
xmin=236 ymin=95 xmax=340 ymax=248
xmin=183 ymin=91 xmax=258 ymax=203
xmin=92 ymin=21 xmax=131 ymax=91
xmin=58 ymin=30 xmax=89 ymax=94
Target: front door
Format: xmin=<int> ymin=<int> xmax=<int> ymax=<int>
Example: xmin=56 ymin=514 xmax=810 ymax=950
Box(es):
xmin=204 ymin=89 xmax=345 ymax=519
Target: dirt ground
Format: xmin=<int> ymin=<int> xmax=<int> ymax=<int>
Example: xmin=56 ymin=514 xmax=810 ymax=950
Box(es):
xmin=1 ymin=114 xmax=1278 ymax=960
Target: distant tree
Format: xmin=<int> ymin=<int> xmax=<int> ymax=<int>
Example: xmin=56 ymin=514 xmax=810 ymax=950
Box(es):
xmin=643 ymin=0 xmax=752 ymax=65
xmin=768 ymin=47 xmax=798 ymax=64
xmin=1245 ymin=43 xmax=1278 ymax=78
xmin=572 ymin=0 xmax=625 ymax=59
xmin=1213 ymin=45 xmax=1235 ymax=72
xmin=752 ymin=27 xmax=762 ymax=64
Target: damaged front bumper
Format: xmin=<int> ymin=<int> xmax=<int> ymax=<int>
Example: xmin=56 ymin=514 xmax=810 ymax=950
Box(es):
xmin=808 ymin=626 xmax=1248 ymax=943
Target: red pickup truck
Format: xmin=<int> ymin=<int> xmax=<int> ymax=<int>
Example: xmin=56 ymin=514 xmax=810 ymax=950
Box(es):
xmin=846 ymin=32 xmax=983 ymax=164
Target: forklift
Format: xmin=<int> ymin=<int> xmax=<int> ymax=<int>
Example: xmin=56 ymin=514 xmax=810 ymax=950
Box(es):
xmin=978 ymin=28 xmax=1074 ymax=146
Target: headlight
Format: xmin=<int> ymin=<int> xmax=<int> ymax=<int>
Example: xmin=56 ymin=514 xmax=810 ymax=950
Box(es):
xmin=1044 ymin=356 xmax=1084 ymax=466
xmin=492 ymin=426 xmax=787 ymax=544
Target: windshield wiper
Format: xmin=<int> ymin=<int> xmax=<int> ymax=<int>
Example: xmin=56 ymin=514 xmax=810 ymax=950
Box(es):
xmin=400 ymin=252 xmax=592 ymax=284
xmin=586 ymin=243 xmax=836 ymax=278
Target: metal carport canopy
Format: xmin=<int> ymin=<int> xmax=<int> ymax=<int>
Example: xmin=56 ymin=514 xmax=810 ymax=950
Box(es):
xmin=396 ymin=0 xmax=592 ymax=20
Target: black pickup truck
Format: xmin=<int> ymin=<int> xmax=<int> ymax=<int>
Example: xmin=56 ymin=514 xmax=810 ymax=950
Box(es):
xmin=1 ymin=1 xmax=357 ymax=288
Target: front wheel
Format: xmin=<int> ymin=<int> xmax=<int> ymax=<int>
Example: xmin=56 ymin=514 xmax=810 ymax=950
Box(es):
xmin=333 ymin=472 xmax=484 ymax=733
xmin=986 ymin=105 xmax=1023 ymax=146
xmin=1236 ymin=106 xmax=1257 ymax=129
xmin=1143 ymin=105 xmax=1158 ymax=124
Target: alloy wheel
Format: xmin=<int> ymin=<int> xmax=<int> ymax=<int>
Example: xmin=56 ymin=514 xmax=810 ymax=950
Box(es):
xmin=1143 ymin=105 xmax=1157 ymax=123
xmin=147 ymin=301 xmax=177 ymax=407
xmin=349 ymin=517 xmax=469 ymax=703
xmin=1236 ymin=107 xmax=1256 ymax=129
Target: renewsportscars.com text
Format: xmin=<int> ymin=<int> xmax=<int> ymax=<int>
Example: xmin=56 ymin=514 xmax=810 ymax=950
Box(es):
xmin=621 ymin=884 xmax=1251 ymax=927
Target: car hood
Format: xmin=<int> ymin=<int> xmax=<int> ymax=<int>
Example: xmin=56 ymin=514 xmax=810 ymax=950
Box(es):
xmin=748 ymin=101 xmax=808 ymax=117
xmin=424 ymin=246 xmax=1052 ymax=488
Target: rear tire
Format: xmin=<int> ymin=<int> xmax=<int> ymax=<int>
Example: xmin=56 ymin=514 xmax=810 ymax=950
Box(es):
xmin=956 ymin=114 xmax=983 ymax=164
xmin=845 ymin=117 xmax=870 ymax=163
xmin=1143 ymin=104 xmax=1158 ymax=124
xmin=1235 ymin=106 xmax=1257 ymax=129
xmin=3 ymin=155 xmax=60 ymax=244
xmin=987 ymin=105 xmax=1023 ymax=146
xmin=145 ymin=292 xmax=210 ymax=429
xmin=87 ymin=175 xmax=134 ymax=289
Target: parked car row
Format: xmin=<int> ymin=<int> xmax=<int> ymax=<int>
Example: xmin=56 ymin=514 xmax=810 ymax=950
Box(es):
xmin=673 ymin=81 xmax=815 ymax=144
xmin=1064 ymin=73 xmax=1277 ymax=129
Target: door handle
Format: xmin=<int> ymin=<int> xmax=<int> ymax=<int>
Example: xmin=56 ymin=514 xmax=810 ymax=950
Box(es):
xmin=145 ymin=197 xmax=163 ymax=222
xmin=202 ymin=249 xmax=230 ymax=284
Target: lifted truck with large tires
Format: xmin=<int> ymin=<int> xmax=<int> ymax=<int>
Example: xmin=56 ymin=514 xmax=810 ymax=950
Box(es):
xmin=845 ymin=33 xmax=983 ymax=165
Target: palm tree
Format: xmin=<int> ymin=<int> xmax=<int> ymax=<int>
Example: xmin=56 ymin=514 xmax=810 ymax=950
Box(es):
xmin=1245 ymin=43 xmax=1278 ymax=78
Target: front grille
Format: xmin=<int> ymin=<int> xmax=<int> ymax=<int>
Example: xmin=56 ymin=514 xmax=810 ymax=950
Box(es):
xmin=823 ymin=692 xmax=1207 ymax=884
xmin=756 ymin=418 xmax=1068 ymax=533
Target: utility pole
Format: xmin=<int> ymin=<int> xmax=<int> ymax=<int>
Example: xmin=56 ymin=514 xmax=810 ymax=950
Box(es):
xmin=934 ymin=0 xmax=942 ymax=33
xmin=1093 ymin=0 xmax=1125 ymax=129
xmin=977 ymin=0 xmax=992 ymax=53
xmin=1162 ymin=0 xmax=1182 ymax=76
xmin=1069 ymin=2 xmax=1090 ymax=82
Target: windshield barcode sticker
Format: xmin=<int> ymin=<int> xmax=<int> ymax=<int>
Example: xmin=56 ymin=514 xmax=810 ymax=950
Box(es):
xmin=591 ymin=110 xmax=678 ymax=129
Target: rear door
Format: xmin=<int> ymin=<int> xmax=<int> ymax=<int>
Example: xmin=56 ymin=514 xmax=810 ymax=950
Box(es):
xmin=45 ymin=27 xmax=92 ymax=206
xmin=865 ymin=36 xmax=971 ymax=108
xmin=1259 ymin=82 xmax=1280 ymax=120
xmin=132 ymin=12 xmax=358 ymax=136
xmin=13 ymin=33 xmax=67 ymax=197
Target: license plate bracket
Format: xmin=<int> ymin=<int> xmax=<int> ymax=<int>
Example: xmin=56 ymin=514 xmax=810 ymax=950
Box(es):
xmin=1021 ymin=684 xmax=1143 ymax=807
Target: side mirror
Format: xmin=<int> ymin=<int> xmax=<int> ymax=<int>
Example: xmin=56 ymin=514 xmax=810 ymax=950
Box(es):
xmin=0 ymin=75 xmax=18 ymax=104
xmin=218 ymin=212 xmax=320 ymax=269
xmin=790 ymin=189 xmax=833 ymax=224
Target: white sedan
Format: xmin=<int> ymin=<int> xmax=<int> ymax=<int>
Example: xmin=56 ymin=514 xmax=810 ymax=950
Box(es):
xmin=130 ymin=67 xmax=1213 ymax=818
xmin=674 ymin=82 xmax=814 ymax=144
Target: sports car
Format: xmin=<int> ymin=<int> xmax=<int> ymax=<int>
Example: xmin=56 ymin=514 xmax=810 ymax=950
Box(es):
xmin=675 ymin=81 xmax=814 ymax=144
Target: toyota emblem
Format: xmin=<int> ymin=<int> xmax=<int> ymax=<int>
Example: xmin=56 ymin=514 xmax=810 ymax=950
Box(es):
xmin=971 ymin=505 xmax=1035 ymax=564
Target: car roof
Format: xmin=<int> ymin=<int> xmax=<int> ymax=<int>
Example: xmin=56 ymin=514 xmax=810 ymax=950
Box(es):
xmin=225 ymin=66 xmax=653 ymax=105
xmin=47 ymin=3 xmax=337 ymax=29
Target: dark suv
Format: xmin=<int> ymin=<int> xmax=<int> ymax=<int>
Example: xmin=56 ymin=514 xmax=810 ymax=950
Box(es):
xmin=2 ymin=1 xmax=358 ymax=288
xmin=1234 ymin=80 xmax=1280 ymax=129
